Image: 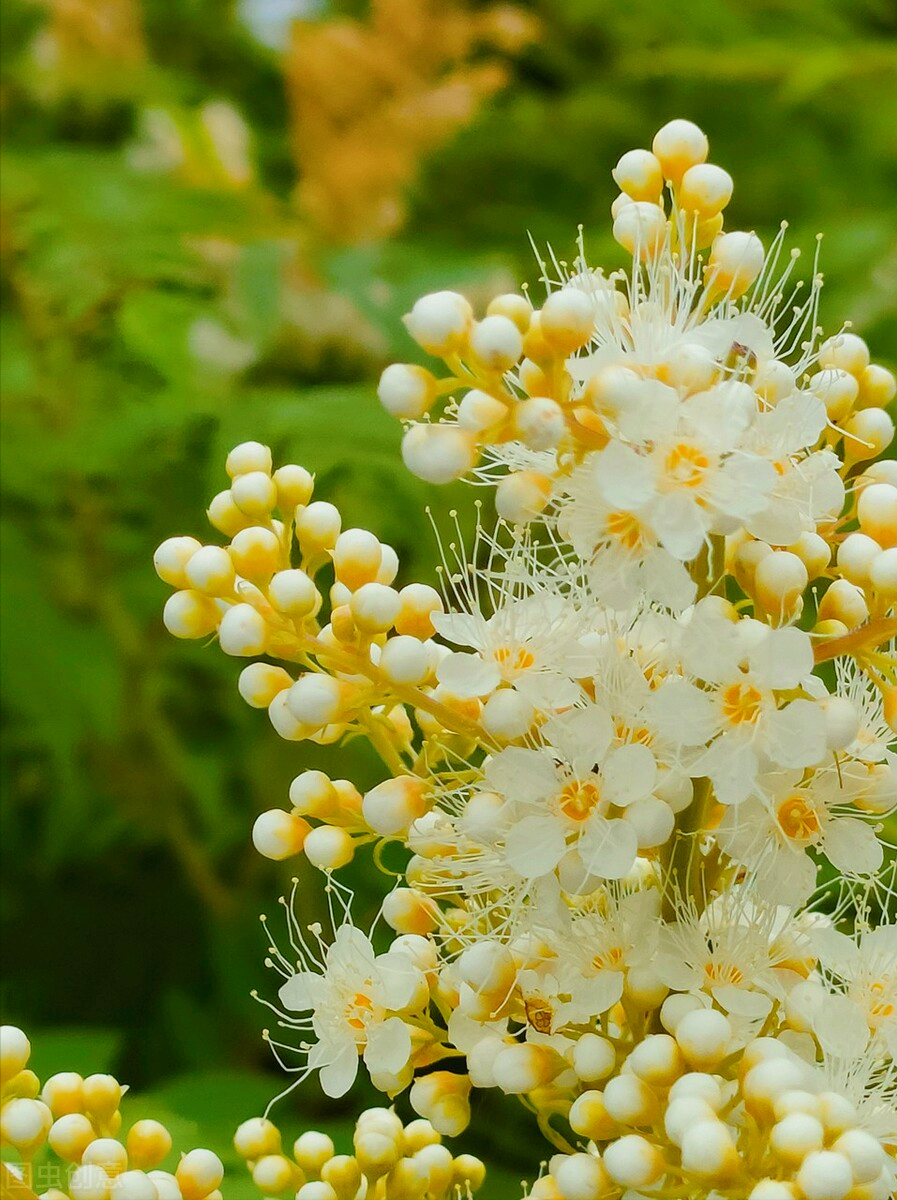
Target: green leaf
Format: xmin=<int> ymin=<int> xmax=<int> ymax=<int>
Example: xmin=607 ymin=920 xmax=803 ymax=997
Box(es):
xmin=25 ymin=1028 xmax=122 ymax=1080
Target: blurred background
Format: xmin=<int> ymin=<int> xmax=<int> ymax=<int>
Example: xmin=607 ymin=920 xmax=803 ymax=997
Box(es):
xmin=1 ymin=0 xmax=896 ymax=1190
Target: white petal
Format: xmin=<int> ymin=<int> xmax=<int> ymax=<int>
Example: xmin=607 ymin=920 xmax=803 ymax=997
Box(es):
xmin=319 ymin=1044 xmax=359 ymax=1098
xmin=364 ymin=1016 xmax=412 ymax=1075
xmin=699 ymin=736 xmax=758 ymax=805
xmin=579 ymin=816 xmax=638 ymax=879
xmin=595 ymin=442 xmax=656 ymax=509
xmin=648 ymin=679 xmax=718 ymax=746
xmin=749 ymin=626 xmax=814 ymax=689
xmin=504 ymin=815 xmax=566 ymax=878
xmin=825 ymin=818 xmax=883 ymax=876
xmin=485 ymin=746 xmax=558 ymax=803
xmin=652 ymin=492 xmax=708 ymax=562
xmin=764 ymin=701 xmax=827 ymax=768
xmin=436 ymin=652 xmax=500 ymax=698
xmin=713 ymin=985 xmax=772 ymax=1019
xmin=578 ymin=972 xmax=625 ymax=1016
xmin=278 ymin=972 xmax=320 ymax=1011
xmin=602 ymin=743 xmax=657 ymax=807
xmin=814 ymin=995 xmax=870 ymax=1060
xmin=543 ymin=706 xmax=614 ymax=769
xmin=375 ymin=953 xmax=423 ymax=1011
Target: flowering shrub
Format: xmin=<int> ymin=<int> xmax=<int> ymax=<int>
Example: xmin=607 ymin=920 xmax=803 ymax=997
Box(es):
xmin=153 ymin=119 xmax=891 ymax=1197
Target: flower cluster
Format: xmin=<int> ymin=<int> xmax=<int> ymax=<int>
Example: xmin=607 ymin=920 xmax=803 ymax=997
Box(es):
xmin=0 ymin=1025 xmax=224 ymax=1200
xmin=156 ymin=119 xmax=896 ymax=1198
xmin=233 ymin=1106 xmax=484 ymax=1199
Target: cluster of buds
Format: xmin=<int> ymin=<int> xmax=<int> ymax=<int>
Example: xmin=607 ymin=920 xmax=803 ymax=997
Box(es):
xmin=157 ymin=119 xmax=896 ymax=1198
xmin=529 ymin=1025 xmax=895 ymax=1199
xmin=0 ymin=1026 xmax=224 ymax=1200
xmin=233 ymin=1107 xmax=484 ymax=1199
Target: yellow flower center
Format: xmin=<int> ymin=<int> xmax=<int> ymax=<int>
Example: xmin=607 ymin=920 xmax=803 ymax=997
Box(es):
xmin=346 ymin=992 xmax=373 ymax=1031
xmin=592 ymin=946 xmax=624 ymax=972
xmin=721 ymin=682 xmax=764 ymax=726
xmin=868 ymin=980 xmax=894 ymax=1022
xmin=665 ymin=442 xmax=710 ymax=488
xmin=559 ymin=779 xmax=602 ymax=822
xmin=704 ymin=961 xmax=744 ymax=988
xmin=525 ymin=998 xmax=555 ymax=1034
xmin=494 ymin=644 xmax=535 ymax=673
xmin=606 ymin=511 xmax=646 ymax=551
xmin=776 ymin=794 xmax=821 ymax=844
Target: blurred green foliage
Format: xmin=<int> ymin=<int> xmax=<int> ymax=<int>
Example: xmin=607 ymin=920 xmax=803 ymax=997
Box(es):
xmin=1 ymin=0 xmax=895 ymax=1190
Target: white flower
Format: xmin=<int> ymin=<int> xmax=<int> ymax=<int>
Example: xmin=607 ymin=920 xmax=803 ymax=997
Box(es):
xmin=811 ymin=924 xmax=897 ymax=1058
xmin=273 ymin=921 xmax=425 ymax=1098
xmin=649 ymin=603 xmax=827 ymax=803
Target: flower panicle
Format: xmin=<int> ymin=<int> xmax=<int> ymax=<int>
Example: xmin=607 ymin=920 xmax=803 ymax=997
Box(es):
xmin=155 ymin=118 xmax=897 ymax=1199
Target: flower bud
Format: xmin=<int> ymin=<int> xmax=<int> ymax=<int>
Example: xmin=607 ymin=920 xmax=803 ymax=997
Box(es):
xmin=603 ymin=1133 xmax=664 ymax=1188
xmin=267 ymin=690 xmax=312 ymax=740
xmin=126 ymin=1120 xmax=173 ymax=1170
xmin=402 ymin=424 xmax=477 ymax=484
xmin=539 ymin=288 xmax=596 ymax=353
xmin=379 ymin=635 xmax=431 ymax=685
xmin=613 ymin=149 xmax=663 ymax=201
xmin=404 ymin=291 xmax=473 ymax=357
xmin=175 ymin=1148 xmax=224 ymax=1200
xmin=237 ymin=663 xmax=292 ymax=708
xmin=870 ymin=547 xmax=897 ymax=597
xmin=0 ymin=1097 xmax=51 ymax=1155
xmin=456 ymin=389 xmax=509 ymax=431
xmin=231 ymin=470 xmax=278 ymax=518
xmin=163 ymin=590 xmax=220 ymax=639
xmin=706 ymin=231 xmax=765 ymax=298
xmin=350 ymin=582 xmax=401 ymax=633
xmin=514 ymin=396 xmax=566 ymax=450
xmin=678 ymin=163 xmax=733 ymax=217
xmin=272 ymin=463 xmax=314 ymax=509
xmin=287 ymin=674 xmax=346 ymax=727
xmin=486 ymin=292 xmax=531 ymax=331
xmin=362 ymin=776 xmax=429 ymax=837
xmin=843 ymin=408 xmax=895 ymax=464
xmin=395 ymin=584 xmax=443 ymax=639
xmin=382 ymin=887 xmax=438 ymax=935
xmin=674 ymin=1008 xmax=732 ymax=1069
xmin=857 ymin=482 xmax=897 ymax=547
xmin=652 ymin=119 xmax=709 ymax=184
xmin=296 ymin=1184 xmax=338 ymax=1200
xmin=613 ymin=202 xmax=667 ymax=258
xmin=303 ymin=825 xmax=355 ymax=871
xmin=770 ymin=1112 xmax=825 ymax=1165
xmin=409 ymin=1072 xmax=472 ymax=1137
xmin=602 ymin=1074 xmax=660 ymax=1126
xmin=470 ymin=314 xmax=524 ymax=372
xmin=218 ymin=602 xmax=267 ymax=656
xmin=252 ymin=1154 xmax=302 ymax=1195
xmin=754 ymin=550 xmax=808 ymax=624
xmin=267 ymin=569 xmax=319 ymax=617
xmin=496 ymin=471 xmax=552 ymax=524
xmin=492 ymin=1044 xmax=561 ymax=1095
xmin=332 ymin=529 xmax=382 ymax=591
xmin=229 ymin=526 xmax=281 ymax=579
xmin=49 ymin=1113 xmax=96 ymax=1161
xmin=69 ymin=1164 xmax=112 ymax=1200
xmin=680 ymin=1118 xmax=739 ymax=1181
xmin=154 ymin=537 xmax=203 ymax=587
xmin=857 ymin=363 xmax=896 ymax=409
xmin=321 ymin=1154 xmax=363 ymax=1197
xmin=796 ymin=1150 xmax=853 ymax=1200
xmin=226 ymin=441 xmax=273 ymax=479
xmin=185 ymin=546 xmax=236 ymax=596
xmin=251 ymin=809 xmax=310 ymax=860
xmin=41 ymin=1072 xmax=84 ymax=1117
xmin=818 ymin=332 xmax=870 ymax=376
xmin=570 ymin=1033 xmax=616 ymax=1083
xmin=837 ymin=532 xmax=881 ymax=587
xmin=817 ymin=579 xmax=868 ymax=628
xmin=296 ymin=501 xmax=341 ymax=552
xmin=626 ymin=1034 xmax=684 ymax=1087
xmin=82 ymin=1138 xmax=128 ymax=1176
xmin=293 ymin=1131 xmax=335 ymax=1174
xmin=811 ymin=368 xmax=858 ymax=422
xmin=554 ymin=1152 xmax=613 ymax=1200
xmin=378 ymin=363 xmax=438 ymax=419
xmin=207 ymin=490 xmax=251 ymax=537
